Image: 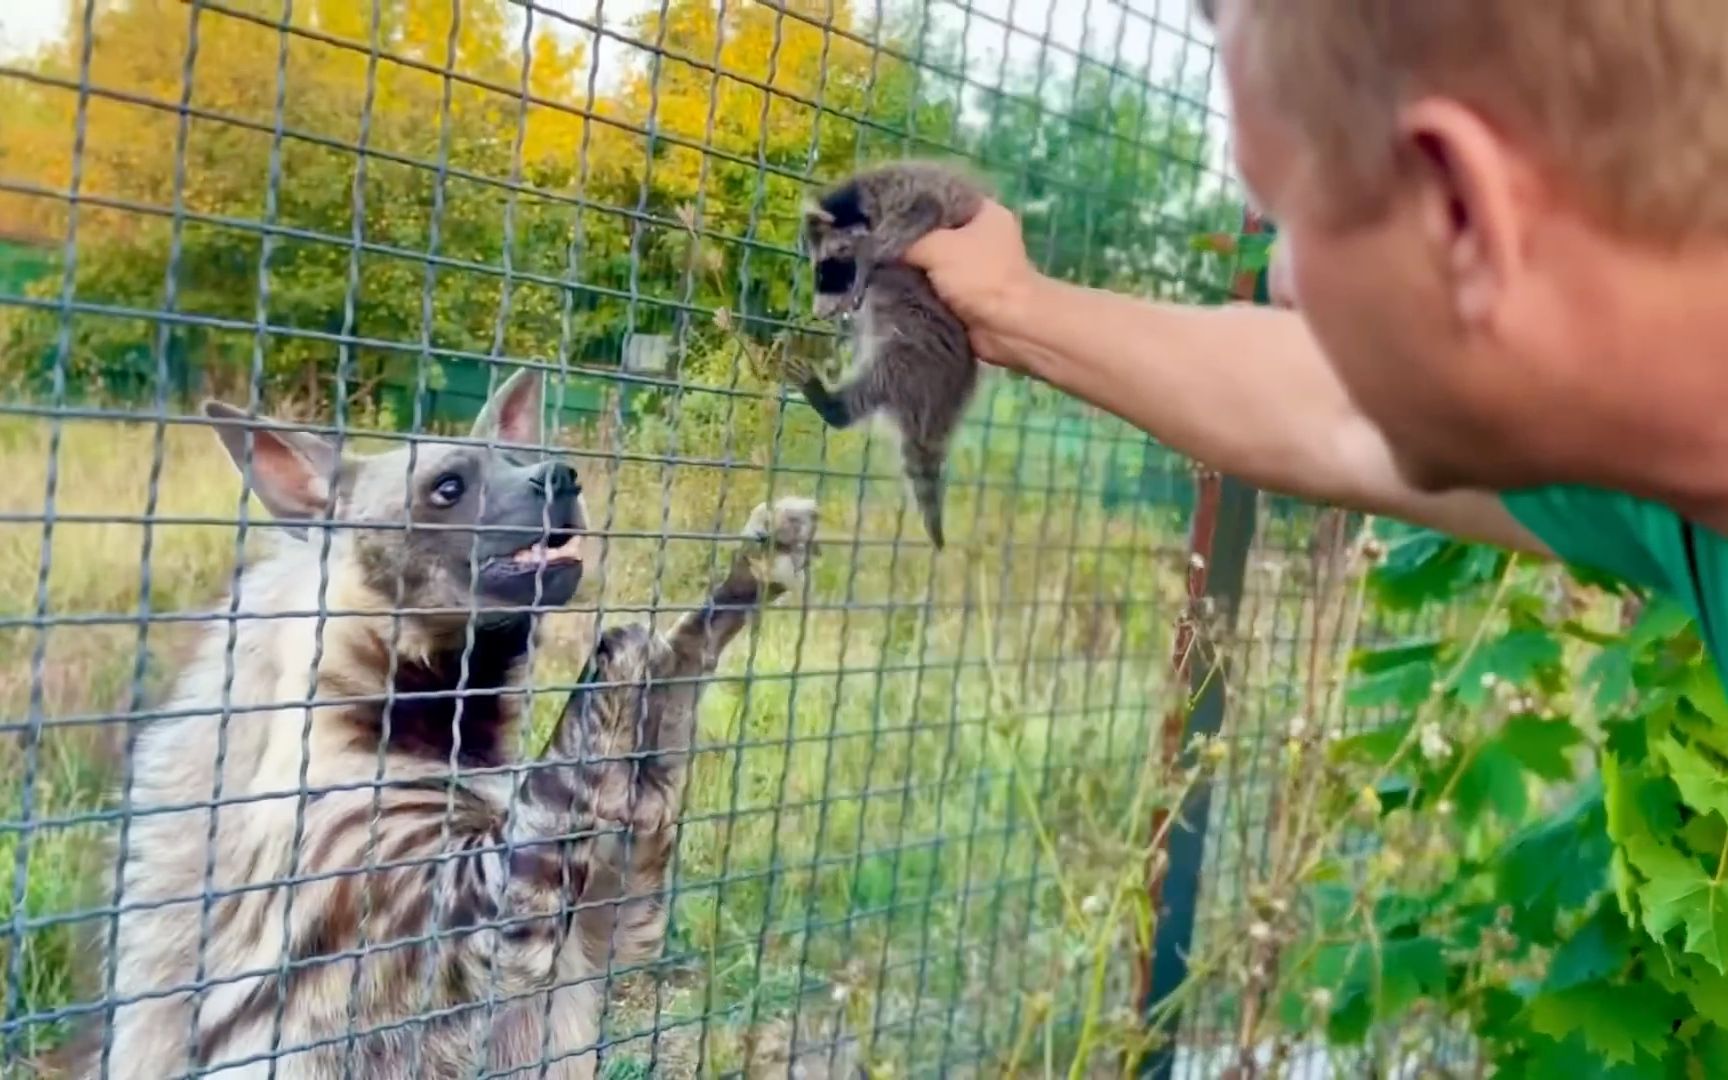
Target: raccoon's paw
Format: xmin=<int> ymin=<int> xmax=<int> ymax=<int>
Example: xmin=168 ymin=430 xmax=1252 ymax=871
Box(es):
xmin=775 ymin=350 xmax=817 ymax=388
xmin=742 ymin=497 xmax=819 ymax=592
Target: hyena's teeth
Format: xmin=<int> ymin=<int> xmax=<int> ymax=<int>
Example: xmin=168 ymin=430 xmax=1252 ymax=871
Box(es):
xmin=509 ymin=540 xmax=584 ymax=567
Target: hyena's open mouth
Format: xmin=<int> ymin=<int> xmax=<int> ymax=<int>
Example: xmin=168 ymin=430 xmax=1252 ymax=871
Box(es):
xmin=479 ymin=526 xmax=585 ymax=607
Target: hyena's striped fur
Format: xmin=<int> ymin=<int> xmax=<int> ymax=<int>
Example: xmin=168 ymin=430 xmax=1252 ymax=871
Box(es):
xmin=87 ymin=368 xmax=818 ymax=1079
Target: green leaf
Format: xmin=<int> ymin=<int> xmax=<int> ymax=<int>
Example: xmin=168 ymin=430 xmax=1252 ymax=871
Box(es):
xmin=1624 ymin=597 xmax=1694 ymax=652
xmin=1307 ymin=883 xmax=1356 ymax=931
xmin=1686 ymin=663 xmax=1728 ymax=726
xmin=1453 ymin=741 xmax=1530 ymax=826
xmin=1656 ymin=734 xmax=1728 ymax=822
xmin=1502 ymin=715 xmax=1584 ymax=781
xmin=1186 ymin=231 xmax=1237 ymax=255
xmin=1330 ymin=719 xmax=1413 ymax=767
xmin=1497 ymin=789 xmax=1610 ymax=938
xmin=1604 ymin=716 xmax=1649 ymax=765
xmin=1237 ymin=233 xmax=1274 ymax=273
xmin=1545 ymin=903 xmax=1632 ymax=991
xmin=1375 ymin=936 xmax=1447 ymax=1016
xmin=1525 ymin=980 xmax=1684 ymax=1064
xmin=1635 ymin=773 xmax=1688 ymax=839
xmin=1582 ymin=642 xmax=1638 ymax=711
xmin=1346 ymin=663 xmax=1437 ymax=711
xmin=1700 ymin=1026 xmax=1728 ymax=1078
xmin=1681 ymin=814 xmax=1727 ymax=861
xmin=1628 ymin=837 xmax=1728 ymax=973
xmin=1374 ymin=776 xmax=1415 ymax=814
xmin=1454 ymin=630 xmax=1563 ymax=707
xmin=1568 ymin=560 xmax=1641 ymax=593
xmin=1350 ymin=638 xmax=1445 ymax=675
xmin=1322 ymin=936 xmax=1448 ymax=1044
xmin=1606 ymin=748 xmax=1685 ymax=847
xmin=1504 ymin=1034 xmax=1672 ymax=1080
xmin=1327 ymin=986 xmax=1374 ymax=1045
xmin=1649 ymin=956 xmax=1728 ymax=1028
xmin=1373 ymin=891 xmax=1437 ymax=936
xmin=1366 ymin=523 xmax=1507 ymax=610
xmin=1306 ymin=858 xmax=1347 ymax=885
xmin=1672 ymin=696 xmax=1728 ymax=761
xmin=1477 ymin=986 xmax=1530 ymax=1043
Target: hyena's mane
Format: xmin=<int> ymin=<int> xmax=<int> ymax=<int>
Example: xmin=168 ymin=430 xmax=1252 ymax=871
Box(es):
xmin=314 ymin=590 xmax=538 ymax=772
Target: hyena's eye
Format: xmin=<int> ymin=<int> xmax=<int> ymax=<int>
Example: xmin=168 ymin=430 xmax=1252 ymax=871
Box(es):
xmin=430 ymin=473 xmax=466 ymax=508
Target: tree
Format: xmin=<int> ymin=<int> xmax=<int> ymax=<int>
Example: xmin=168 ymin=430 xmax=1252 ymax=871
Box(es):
xmin=0 ymin=0 xmax=1241 ymax=421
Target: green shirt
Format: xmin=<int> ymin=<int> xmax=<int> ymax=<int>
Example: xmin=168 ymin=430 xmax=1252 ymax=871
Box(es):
xmin=1502 ymin=487 xmax=1728 ymax=667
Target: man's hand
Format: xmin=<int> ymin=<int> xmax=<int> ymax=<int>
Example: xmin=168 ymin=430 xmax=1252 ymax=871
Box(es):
xmin=901 ymin=199 xmax=1041 ymax=370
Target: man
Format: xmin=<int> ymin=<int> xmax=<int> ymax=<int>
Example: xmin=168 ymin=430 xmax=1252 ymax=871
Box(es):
xmin=904 ymin=0 xmax=1728 ymax=667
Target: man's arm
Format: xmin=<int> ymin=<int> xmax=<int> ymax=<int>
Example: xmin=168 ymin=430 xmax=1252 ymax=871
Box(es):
xmin=1007 ymin=279 xmax=1546 ymax=551
xmin=904 ymin=203 xmax=1550 ymax=555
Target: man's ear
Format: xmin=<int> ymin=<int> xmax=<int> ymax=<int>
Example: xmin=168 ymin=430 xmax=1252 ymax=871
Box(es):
xmin=1399 ymin=97 xmax=1530 ymax=327
xmin=471 ymin=366 xmax=545 ymax=447
xmin=202 ymin=401 xmax=339 ymax=529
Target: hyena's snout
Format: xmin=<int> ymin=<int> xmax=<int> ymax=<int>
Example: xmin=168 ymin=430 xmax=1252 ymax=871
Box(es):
xmin=534 ymin=460 xmax=581 ymax=502
xmin=475 ymin=459 xmax=586 ymax=609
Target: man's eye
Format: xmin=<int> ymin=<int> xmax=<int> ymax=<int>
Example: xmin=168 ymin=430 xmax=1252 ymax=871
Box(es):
xmin=430 ymin=474 xmax=465 ymax=507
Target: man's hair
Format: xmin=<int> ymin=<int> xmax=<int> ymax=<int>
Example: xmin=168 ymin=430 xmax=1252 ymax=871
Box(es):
xmin=1206 ymin=0 xmax=1728 ymax=243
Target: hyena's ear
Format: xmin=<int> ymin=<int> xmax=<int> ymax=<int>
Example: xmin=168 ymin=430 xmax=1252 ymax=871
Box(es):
xmin=470 ymin=366 xmax=545 ymax=447
xmin=202 ymin=401 xmax=339 ymax=527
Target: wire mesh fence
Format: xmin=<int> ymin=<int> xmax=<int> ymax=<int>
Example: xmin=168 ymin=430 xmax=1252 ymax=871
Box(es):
xmin=0 ymin=1 xmax=1473 ymax=1076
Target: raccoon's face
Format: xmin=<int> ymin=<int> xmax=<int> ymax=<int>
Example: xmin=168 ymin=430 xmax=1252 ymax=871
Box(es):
xmin=803 ymin=211 xmax=869 ymax=320
xmin=346 ymin=436 xmax=587 ymax=617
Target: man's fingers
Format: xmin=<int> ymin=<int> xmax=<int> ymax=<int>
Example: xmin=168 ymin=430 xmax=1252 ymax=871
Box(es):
xmin=902 ymin=197 xmax=1016 ymax=269
xmin=901 ymin=229 xmax=956 ymax=270
xmin=967 ymin=198 xmax=1019 ymax=235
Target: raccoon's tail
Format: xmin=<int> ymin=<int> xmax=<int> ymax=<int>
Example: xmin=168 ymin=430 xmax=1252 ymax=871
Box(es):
xmin=902 ymin=441 xmax=947 ymax=550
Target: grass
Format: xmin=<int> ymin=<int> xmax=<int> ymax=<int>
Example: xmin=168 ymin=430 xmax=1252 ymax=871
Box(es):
xmin=0 ymin=362 xmax=1196 ymax=1076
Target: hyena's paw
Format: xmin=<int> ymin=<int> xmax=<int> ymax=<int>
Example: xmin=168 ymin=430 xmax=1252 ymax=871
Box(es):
xmin=588 ymin=758 xmax=683 ymax=833
xmin=742 ymin=497 xmax=819 ymax=592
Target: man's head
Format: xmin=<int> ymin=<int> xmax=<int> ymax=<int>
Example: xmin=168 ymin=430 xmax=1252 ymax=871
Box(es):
xmin=1206 ymin=0 xmax=1728 ymax=495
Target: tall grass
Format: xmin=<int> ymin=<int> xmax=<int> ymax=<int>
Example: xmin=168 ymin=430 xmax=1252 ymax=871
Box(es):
xmin=0 ymin=359 xmax=1193 ymax=1075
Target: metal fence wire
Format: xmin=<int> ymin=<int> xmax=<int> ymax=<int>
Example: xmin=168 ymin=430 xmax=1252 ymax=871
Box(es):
xmin=0 ymin=1 xmax=1474 ymax=1077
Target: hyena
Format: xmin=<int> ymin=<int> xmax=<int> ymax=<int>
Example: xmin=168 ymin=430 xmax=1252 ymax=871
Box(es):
xmin=91 ymin=368 xmax=819 ymax=1078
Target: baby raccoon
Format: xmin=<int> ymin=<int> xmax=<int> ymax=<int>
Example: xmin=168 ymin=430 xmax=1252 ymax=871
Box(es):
xmin=784 ymin=160 xmax=988 ymax=550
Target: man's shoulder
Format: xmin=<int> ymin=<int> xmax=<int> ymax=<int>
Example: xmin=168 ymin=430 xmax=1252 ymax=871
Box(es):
xmin=1501 ymin=484 xmax=1693 ymax=596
